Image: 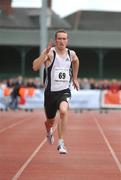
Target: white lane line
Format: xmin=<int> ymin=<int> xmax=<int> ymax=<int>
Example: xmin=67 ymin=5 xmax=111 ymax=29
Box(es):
xmin=92 ymin=114 xmax=121 ymax=172
xmin=0 ymin=118 xmax=31 ymax=134
xmin=12 ymin=125 xmax=57 ymax=180
xmin=0 ymin=117 xmax=33 ymax=134
xmin=12 ymin=137 xmax=47 ymax=180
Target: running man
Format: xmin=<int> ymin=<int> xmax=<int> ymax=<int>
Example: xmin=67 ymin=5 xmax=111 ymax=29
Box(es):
xmin=33 ymin=29 xmax=79 ymax=154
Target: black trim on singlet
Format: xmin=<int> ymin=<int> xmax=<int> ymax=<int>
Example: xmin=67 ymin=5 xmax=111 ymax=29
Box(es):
xmin=67 ymin=49 xmax=72 ymax=82
xmin=43 ymin=68 xmax=46 ymax=85
xmin=67 ymin=49 xmax=70 ymax=57
xmin=44 ymin=50 xmax=56 ymax=91
xmin=46 ymin=50 xmax=56 ymax=91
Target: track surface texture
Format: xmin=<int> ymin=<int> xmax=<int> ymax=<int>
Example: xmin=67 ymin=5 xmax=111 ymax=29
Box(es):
xmin=0 ymin=109 xmax=121 ymax=180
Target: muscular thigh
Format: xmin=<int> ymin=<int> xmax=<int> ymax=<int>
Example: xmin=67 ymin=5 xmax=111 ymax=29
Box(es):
xmin=57 ymin=92 xmax=71 ymax=112
xmin=44 ymin=93 xmax=58 ymax=119
xmin=44 ymin=91 xmax=71 ymax=118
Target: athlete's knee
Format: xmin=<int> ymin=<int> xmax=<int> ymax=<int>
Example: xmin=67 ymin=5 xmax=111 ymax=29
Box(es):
xmin=59 ymin=106 xmax=68 ymax=117
xmin=59 ymin=101 xmax=68 ymax=116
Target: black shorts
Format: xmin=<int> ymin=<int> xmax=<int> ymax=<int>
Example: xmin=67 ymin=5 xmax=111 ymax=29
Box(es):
xmin=44 ymin=89 xmax=71 ymax=119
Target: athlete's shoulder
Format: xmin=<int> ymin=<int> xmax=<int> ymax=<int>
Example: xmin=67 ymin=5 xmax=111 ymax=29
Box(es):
xmin=67 ymin=49 xmax=76 ymax=57
xmin=66 ymin=48 xmax=75 ymax=54
xmin=69 ymin=49 xmax=76 ymax=54
xmin=68 ymin=49 xmax=78 ymax=62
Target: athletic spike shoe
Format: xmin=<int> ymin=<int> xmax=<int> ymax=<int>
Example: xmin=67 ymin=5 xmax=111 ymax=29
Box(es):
xmin=47 ymin=128 xmax=54 ymax=144
xmin=57 ymin=141 xmax=67 ymax=154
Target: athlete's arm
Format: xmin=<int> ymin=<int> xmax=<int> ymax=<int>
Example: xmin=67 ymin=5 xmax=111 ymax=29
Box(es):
xmin=71 ymin=50 xmax=80 ymax=90
xmin=32 ymin=40 xmax=53 ymax=71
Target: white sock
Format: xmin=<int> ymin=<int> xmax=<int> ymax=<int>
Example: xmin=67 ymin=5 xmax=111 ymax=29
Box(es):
xmin=58 ymin=138 xmax=64 ymax=145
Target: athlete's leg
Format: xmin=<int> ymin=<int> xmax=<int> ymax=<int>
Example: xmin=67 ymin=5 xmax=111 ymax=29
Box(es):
xmin=57 ymin=101 xmax=69 ymax=153
xmin=45 ymin=118 xmax=55 ymax=144
xmin=58 ymin=101 xmax=69 ymax=139
xmin=44 ymin=93 xmax=57 ymax=144
xmin=44 ymin=92 xmax=57 ymax=133
xmin=45 ymin=118 xmax=55 ymax=132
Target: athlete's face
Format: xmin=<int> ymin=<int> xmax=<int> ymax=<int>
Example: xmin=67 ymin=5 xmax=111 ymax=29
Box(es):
xmin=55 ymin=32 xmax=68 ymax=50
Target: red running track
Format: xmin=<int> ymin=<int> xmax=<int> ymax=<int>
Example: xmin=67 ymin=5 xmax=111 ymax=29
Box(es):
xmin=0 ymin=109 xmax=121 ymax=180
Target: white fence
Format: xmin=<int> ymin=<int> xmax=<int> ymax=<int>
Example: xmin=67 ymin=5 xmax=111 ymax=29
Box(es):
xmin=0 ymin=87 xmax=121 ymax=110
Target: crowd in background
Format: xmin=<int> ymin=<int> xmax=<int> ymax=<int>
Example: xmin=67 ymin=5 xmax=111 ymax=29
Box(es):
xmin=0 ymin=76 xmax=121 ymax=111
xmin=79 ymin=78 xmax=121 ymax=92
xmin=0 ymin=76 xmax=121 ymax=91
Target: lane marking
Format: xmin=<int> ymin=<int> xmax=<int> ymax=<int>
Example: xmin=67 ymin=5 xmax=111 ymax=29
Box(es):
xmin=0 ymin=118 xmax=31 ymax=134
xmin=92 ymin=113 xmax=121 ymax=172
xmin=12 ymin=138 xmax=47 ymax=180
xmin=12 ymin=125 xmax=57 ymax=180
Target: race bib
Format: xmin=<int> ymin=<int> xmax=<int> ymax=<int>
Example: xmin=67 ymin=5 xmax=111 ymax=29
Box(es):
xmin=54 ymin=68 xmax=69 ymax=82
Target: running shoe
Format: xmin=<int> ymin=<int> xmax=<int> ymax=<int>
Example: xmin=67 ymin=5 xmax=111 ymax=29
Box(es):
xmin=57 ymin=141 xmax=67 ymax=154
xmin=47 ymin=128 xmax=54 ymax=144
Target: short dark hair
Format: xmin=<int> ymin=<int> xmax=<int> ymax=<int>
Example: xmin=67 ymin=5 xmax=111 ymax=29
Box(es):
xmin=55 ymin=29 xmax=68 ymax=39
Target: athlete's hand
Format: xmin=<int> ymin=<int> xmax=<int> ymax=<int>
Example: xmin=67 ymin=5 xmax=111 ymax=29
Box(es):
xmin=45 ymin=39 xmax=53 ymax=54
xmin=73 ymin=79 xmax=80 ymax=91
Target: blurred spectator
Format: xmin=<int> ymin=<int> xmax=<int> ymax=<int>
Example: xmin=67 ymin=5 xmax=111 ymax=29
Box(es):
xmin=89 ymin=78 xmax=96 ymax=89
xmin=6 ymin=78 xmax=15 ymax=88
xmin=109 ymin=79 xmax=120 ymax=93
xmin=26 ymin=78 xmax=37 ymax=88
xmin=81 ymin=78 xmax=91 ymax=89
xmin=102 ymin=79 xmax=110 ymax=90
xmin=7 ymin=76 xmax=24 ymax=110
xmin=98 ymin=79 xmax=110 ymax=90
